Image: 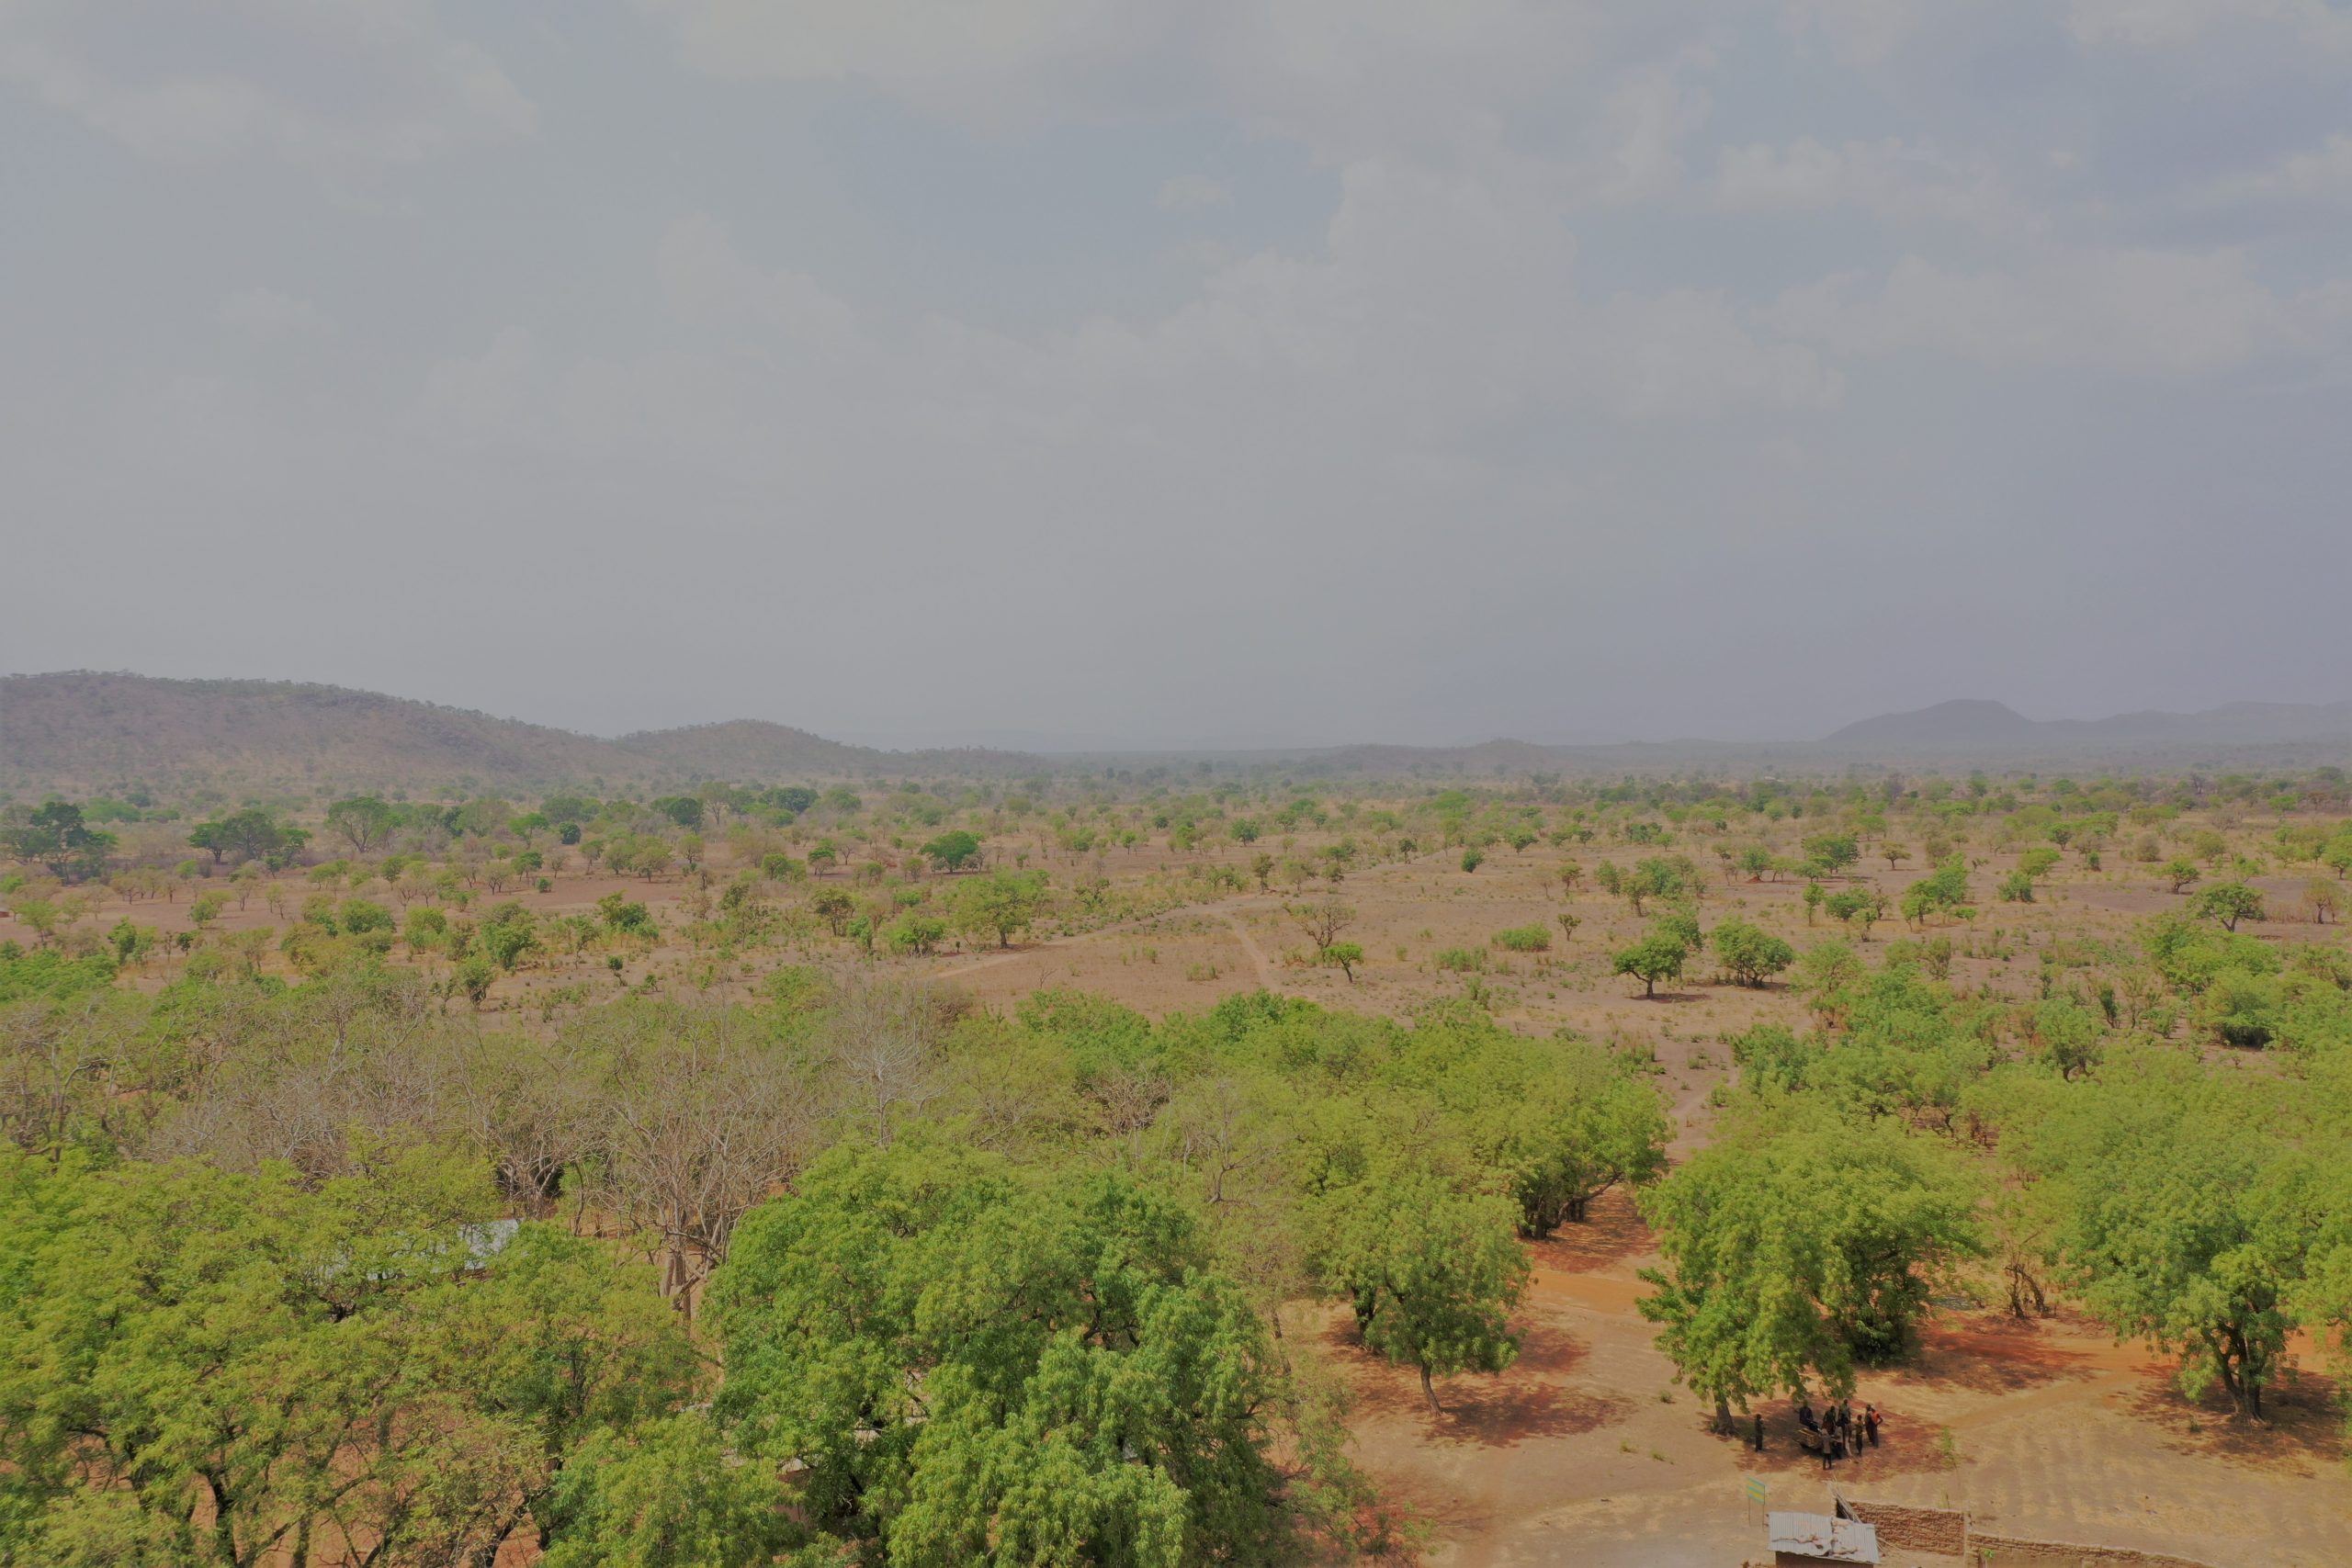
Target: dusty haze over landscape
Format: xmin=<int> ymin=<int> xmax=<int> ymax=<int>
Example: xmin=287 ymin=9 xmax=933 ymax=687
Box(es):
xmin=7 ymin=14 xmax=2352 ymax=1567
xmin=6 ymin=1 xmax=2352 ymax=747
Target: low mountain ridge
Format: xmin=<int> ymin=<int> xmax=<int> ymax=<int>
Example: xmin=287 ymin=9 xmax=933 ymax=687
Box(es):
xmin=1823 ymin=696 xmax=2350 ymax=753
xmin=1822 ymin=699 xmax=2041 ymax=748
xmin=614 ymin=719 xmax=1047 ymax=780
xmin=3 ymin=671 xmax=2343 ymax=796
xmin=0 ymin=672 xmax=1040 ymax=795
xmin=1 ymin=671 xmax=640 ymax=795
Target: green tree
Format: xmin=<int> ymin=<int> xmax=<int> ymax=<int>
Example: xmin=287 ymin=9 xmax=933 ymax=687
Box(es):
xmin=456 ymin=953 xmax=498 ymax=1006
xmin=1710 ymin=919 xmax=1795 ymax=987
xmin=810 ymin=888 xmax=855 ymax=936
xmin=887 ymin=913 xmax=948 ymax=956
xmin=1476 ymin=1043 xmax=1669 ymax=1235
xmin=0 ymin=1149 xmax=698 ymax=1568
xmin=188 ymin=808 xmax=300 ymax=867
xmin=1897 ymin=857 xmax=1972 ymax=926
xmin=541 ymin=1414 xmax=797 ymax=1568
xmin=1801 ymin=832 xmax=1860 ymax=874
xmin=2192 ymin=881 xmax=2265 ymax=931
xmin=949 ymin=868 xmax=1049 ymax=949
xmin=2 ymin=800 xmax=115 ymax=881
xmin=1623 ymin=856 xmax=1696 ymax=916
xmin=324 ymin=795 xmax=399 ymax=854
xmin=1638 ymin=1101 xmax=1983 ymax=1427
xmin=596 ymin=892 xmax=656 ymax=938
xmin=479 ymin=905 xmax=539 ymax=971
xmin=919 ymin=829 xmax=984 ymax=872
xmin=1321 ymin=1171 xmax=1530 ymax=1413
xmin=1824 ymin=887 xmax=1885 ymax=937
xmin=2018 ymin=1056 xmax=2315 ymax=1418
xmin=1611 ymin=927 xmax=1691 ymax=998
xmin=708 ymin=1143 xmax=1317 ymax=1566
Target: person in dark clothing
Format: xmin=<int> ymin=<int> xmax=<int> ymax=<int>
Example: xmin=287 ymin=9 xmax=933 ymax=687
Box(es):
xmin=1863 ymin=1404 xmax=1882 ymax=1448
xmin=1797 ymin=1401 xmax=1832 ymax=1468
xmin=1833 ymin=1404 xmax=1853 ymax=1460
xmin=1753 ymin=1412 xmax=1765 ymax=1452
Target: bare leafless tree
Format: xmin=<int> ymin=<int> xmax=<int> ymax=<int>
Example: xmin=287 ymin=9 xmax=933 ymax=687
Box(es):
xmin=584 ymin=1002 xmax=822 ymax=1315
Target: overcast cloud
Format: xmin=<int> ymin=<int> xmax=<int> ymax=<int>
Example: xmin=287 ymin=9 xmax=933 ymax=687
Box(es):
xmin=4 ymin=0 xmax=2348 ymax=749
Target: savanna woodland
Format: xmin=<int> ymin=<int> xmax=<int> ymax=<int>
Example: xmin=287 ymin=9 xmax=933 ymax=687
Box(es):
xmin=6 ymin=761 xmax=2352 ymax=1565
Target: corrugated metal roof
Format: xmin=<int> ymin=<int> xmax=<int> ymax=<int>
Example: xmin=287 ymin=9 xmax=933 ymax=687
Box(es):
xmin=1768 ymin=1510 xmax=1881 ymax=1563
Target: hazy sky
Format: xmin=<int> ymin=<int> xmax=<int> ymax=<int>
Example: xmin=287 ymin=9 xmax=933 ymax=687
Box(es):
xmin=6 ymin=1 xmax=2349 ymax=749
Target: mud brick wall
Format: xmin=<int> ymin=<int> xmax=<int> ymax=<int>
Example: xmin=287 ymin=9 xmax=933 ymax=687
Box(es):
xmin=1836 ymin=1497 xmax=1966 ymax=1556
xmin=1961 ymin=1529 xmax=2222 ymax=1568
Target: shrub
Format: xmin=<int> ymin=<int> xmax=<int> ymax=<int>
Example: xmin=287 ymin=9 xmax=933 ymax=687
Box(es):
xmin=1491 ymin=924 xmax=1552 ymax=953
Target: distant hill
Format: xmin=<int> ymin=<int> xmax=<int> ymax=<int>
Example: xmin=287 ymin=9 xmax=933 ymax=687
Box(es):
xmin=0 ymin=673 xmax=1039 ymax=796
xmin=0 ymin=671 xmax=648 ymax=796
xmin=1823 ymin=699 xmax=2042 ymax=749
xmin=3 ymin=671 xmax=2342 ymax=797
xmin=615 ymin=720 xmax=1047 ymax=780
xmin=1823 ymin=697 xmax=2351 ymax=756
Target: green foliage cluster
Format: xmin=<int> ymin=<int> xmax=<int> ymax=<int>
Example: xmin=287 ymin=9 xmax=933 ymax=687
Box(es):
xmin=0 ymin=1145 xmax=695 ymax=1568
xmin=1641 ymin=912 xmax=2352 ymax=1437
xmin=0 ymin=953 xmax=1675 ymax=1562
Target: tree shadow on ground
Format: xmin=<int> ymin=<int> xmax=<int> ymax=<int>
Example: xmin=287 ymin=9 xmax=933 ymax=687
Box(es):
xmin=2122 ymin=1366 xmax=2346 ymax=1472
xmin=1329 ymin=1321 xmax=1636 ymax=1446
xmin=1525 ymin=1188 xmax=1652 ymax=1274
xmin=1897 ymin=1314 xmax=2105 ymax=1396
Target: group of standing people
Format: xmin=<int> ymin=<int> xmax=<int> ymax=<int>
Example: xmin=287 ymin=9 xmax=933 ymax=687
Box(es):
xmin=1793 ymin=1399 xmax=1879 ymax=1467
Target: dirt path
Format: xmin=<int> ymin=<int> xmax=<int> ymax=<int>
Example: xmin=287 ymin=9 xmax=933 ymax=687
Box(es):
xmin=931 ymin=902 xmax=1253 ymax=981
xmin=1213 ymin=907 xmax=1281 ymax=990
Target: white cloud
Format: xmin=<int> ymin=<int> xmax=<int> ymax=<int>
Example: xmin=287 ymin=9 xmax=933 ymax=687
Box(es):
xmin=0 ymin=0 xmax=536 ymax=168
xmin=1781 ymin=0 xmax=1924 ymax=64
xmin=2301 ymin=276 xmax=2352 ymax=324
xmin=417 ymin=146 xmax=1841 ymax=552
xmin=1592 ymin=290 xmax=1841 ymax=416
xmin=1765 ymin=249 xmax=2305 ymax=371
xmin=1588 ymin=64 xmax=1711 ymax=204
xmin=216 ymin=288 xmax=334 ymax=340
xmin=656 ymin=214 xmax=858 ymax=344
xmin=2206 ymin=133 xmax=2352 ymax=204
xmin=639 ymin=0 xmax=1608 ymax=158
xmin=1156 ymin=174 xmax=1231 ymax=210
xmin=2065 ymin=0 xmax=2352 ymax=49
xmin=1714 ymin=137 xmax=2019 ymax=228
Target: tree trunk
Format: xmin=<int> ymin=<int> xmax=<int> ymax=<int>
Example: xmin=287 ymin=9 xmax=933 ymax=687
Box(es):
xmin=1420 ymin=1363 xmax=1442 ymax=1415
xmin=1713 ymin=1395 xmax=1734 ymax=1435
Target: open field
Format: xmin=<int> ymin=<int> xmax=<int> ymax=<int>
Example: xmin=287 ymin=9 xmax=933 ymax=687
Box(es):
xmin=5 ymin=762 xmax=2351 ymax=1565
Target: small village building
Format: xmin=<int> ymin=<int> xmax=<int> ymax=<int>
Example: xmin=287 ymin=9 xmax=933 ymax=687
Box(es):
xmin=1768 ymin=1509 xmax=1881 ymax=1565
